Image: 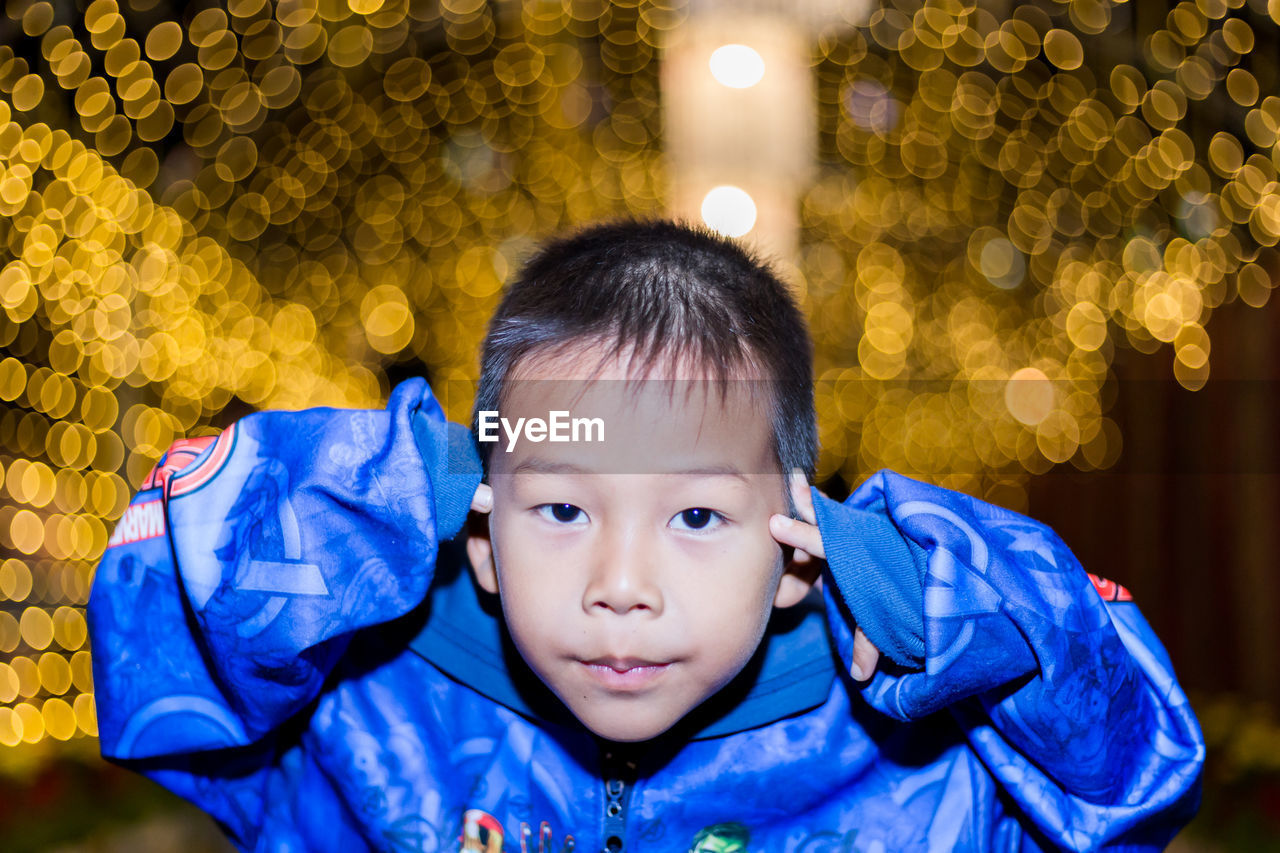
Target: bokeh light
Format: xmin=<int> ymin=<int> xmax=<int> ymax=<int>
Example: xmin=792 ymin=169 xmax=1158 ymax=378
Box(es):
xmin=801 ymin=0 xmax=1280 ymax=500
xmin=708 ymin=44 xmax=766 ymax=89
xmin=701 ymin=184 xmax=758 ymax=237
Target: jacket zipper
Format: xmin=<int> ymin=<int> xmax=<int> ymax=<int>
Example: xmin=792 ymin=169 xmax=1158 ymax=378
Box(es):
xmin=600 ymin=748 xmax=636 ymax=853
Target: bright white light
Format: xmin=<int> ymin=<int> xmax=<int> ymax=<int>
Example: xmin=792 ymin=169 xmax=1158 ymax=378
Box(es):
xmin=709 ymin=44 xmax=765 ymax=89
xmin=701 ymin=186 xmax=757 ymax=237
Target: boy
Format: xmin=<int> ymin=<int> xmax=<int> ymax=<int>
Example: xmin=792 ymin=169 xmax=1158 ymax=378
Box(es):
xmin=89 ymin=221 xmax=1203 ymax=851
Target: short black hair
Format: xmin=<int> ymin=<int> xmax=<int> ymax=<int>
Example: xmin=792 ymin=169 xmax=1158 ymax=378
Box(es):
xmin=471 ymin=219 xmax=816 ymax=485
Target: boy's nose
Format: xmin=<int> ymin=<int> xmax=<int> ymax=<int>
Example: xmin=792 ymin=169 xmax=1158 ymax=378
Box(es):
xmin=582 ymin=535 xmax=663 ymax=616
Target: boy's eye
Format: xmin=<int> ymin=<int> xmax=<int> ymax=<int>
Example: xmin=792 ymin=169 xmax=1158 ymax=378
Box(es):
xmin=670 ymin=508 xmax=723 ymax=532
xmin=536 ymin=503 xmax=585 ymax=524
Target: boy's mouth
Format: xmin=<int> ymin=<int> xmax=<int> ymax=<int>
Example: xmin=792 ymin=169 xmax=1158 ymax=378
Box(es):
xmin=580 ymin=657 xmax=672 ymax=689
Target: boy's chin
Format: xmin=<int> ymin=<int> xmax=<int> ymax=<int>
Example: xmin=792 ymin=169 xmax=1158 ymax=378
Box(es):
xmin=583 ymin=720 xmax=676 ymax=744
xmin=569 ymin=702 xmax=688 ymax=744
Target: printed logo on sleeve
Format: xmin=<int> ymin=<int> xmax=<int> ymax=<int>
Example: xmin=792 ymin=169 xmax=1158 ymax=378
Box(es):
xmin=141 ymin=434 xmax=219 ymax=492
xmin=1088 ymin=572 xmax=1133 ymax=602
xmin=106 ymin=499 xmax=165 ymax=547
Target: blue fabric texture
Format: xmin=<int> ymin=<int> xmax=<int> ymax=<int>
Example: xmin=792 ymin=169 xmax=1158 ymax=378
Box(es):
xmin=412 ymin=410 xmax=483 ymax=543
xmin=811 ymin=489 xmax=928 ymax=668
xmin=87 ymin=380 xmax=1205 ymax=852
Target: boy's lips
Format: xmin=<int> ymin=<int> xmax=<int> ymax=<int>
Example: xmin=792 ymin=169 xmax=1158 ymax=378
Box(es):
xmin=579 ymin=656 xmax=672 ymax=690
xmin=584 ymin=656 xmax=669 ymax=671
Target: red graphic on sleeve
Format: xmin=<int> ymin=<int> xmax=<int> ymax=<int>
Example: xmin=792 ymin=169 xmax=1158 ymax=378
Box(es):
xmin=141 ymin=436 xmax=218 ymax=491
xmin=1088 ymin=573 xmax=1133 ymax=602
xmin=168 ymin=424 xmax=237 ymax=497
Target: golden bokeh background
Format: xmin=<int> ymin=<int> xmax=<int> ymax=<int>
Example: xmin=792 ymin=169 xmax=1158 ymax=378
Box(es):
xmin=0 ymin=0 xmax=1277 ymax=845
xmin=0 ymin=0 xmax=674 ymax=761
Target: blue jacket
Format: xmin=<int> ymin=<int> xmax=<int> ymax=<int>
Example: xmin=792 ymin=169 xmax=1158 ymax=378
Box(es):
xmin=88 ymin=379 xmax=1204 ymax=852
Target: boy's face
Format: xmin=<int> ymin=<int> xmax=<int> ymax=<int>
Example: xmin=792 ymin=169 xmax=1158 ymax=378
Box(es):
xmin=466 ymin=346 xmax=813 ymax=742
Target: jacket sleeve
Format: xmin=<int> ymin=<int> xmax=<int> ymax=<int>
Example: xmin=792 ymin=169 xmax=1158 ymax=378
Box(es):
xmin=87 ymin=377 xmax=482 ymax=762
xmin=813 ymin=469 xmax=1205 ymax=850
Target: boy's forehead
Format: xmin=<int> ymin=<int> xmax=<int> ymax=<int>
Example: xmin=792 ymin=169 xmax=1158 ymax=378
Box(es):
xmin=485 ymin=338 xmax=784 ymax=476
xmin=506 ymin=374 xmax=765 ymax=418
xmin=495 ymin=376 xmax=778 ymax=476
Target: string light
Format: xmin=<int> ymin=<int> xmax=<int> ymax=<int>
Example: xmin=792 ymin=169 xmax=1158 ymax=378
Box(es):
xmin=803 ymin=0 xmax=1280 ymax=497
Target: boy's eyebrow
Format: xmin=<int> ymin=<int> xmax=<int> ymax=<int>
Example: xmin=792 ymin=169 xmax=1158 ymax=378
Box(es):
xmin=510 ymin=457 xmax=754 ymax=482
xmin=510 ymin=459 xmax=593 ymax=476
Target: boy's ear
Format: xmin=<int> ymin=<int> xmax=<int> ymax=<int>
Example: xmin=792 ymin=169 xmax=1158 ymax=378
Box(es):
xmin=465 ymin=510 xmax=499 ymax=594
xmin=773 ymin=544 xmax=822 ymax=608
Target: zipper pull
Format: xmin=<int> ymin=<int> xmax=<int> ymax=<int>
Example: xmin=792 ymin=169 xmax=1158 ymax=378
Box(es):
xmin=601 ymin=750 xmax=636 ymax=853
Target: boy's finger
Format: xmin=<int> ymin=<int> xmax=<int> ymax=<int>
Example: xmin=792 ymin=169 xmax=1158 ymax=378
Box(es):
xmin=769 ymin=514 xmax=825 ymax=561
xmin=789 ymin=469 xmax=816 ymax=525
xmin=850 ymin=628 xmax=880 ymax=682
xmin=470 ymin=483 xmax=493 ymax=514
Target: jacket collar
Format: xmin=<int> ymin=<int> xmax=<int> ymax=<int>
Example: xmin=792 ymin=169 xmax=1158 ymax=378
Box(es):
xmin=409 ymin=540 xmax=838 ymax=740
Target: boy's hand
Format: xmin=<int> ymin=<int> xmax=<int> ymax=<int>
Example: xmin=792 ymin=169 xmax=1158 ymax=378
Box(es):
xmin=769 ymin=471 xmax=881 ymax=683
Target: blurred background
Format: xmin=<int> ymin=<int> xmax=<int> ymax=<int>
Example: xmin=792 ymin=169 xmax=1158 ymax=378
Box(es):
xmin=0 ymin=0 xmax=1276 ymax=849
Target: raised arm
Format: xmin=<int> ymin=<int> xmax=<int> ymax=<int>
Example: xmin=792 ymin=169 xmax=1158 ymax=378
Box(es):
xmin=88 ymin=378 xmax=482 ymax=760
xmin=806 ymin=470 xmax=1204 ymax=850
